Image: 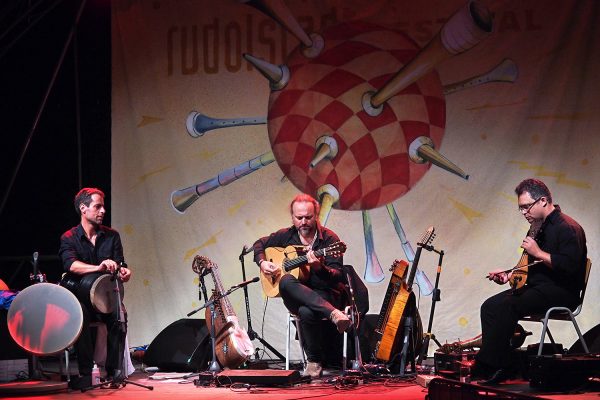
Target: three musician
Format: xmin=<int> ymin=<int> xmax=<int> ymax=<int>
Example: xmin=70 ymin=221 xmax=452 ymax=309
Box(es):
xmin=253 ymin=193 xmax=350 ymax=379
xmin=49 ymin=180 xmax=586 ymax=385
xmin=58 ymin=188 xmax=131 ymax=388
xmin=473 ymin=179 xmax=587 ymax=384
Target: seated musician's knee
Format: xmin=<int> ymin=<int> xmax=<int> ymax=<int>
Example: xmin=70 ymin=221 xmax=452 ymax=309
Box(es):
xmin=297 ymin=305 xmax=318 ymax=323
xmin=279 ymin=273 xmax=298 ymax=294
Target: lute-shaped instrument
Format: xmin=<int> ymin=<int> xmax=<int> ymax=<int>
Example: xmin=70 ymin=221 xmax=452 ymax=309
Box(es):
xmin=193 ymin=255 xmax=254 ymax=368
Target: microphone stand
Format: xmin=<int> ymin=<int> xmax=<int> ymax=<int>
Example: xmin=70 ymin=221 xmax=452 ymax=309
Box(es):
xmin=416 ymin=246 xmax=444 ymax=366
xmin=82 ymin=263 xmax=153 ymax=392
xmin=341 ymin=266 xmax=364 ymax=376
xmin=238 ymin=248 xmax=285 ymax=361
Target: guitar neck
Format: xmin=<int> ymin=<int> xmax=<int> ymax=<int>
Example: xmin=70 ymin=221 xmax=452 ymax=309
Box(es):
xmin=283 ymin=247 xmax=327 ymax=272
xmin=405 ymin=247 xmax=424 ymax=290
xmin=208 ymin=262 xmax=236 ymax=318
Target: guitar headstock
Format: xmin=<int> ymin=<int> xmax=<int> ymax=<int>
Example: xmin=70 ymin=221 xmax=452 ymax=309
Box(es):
xmin=417 ymin=226 xmax=436 ymax=247
xmin=326 ymin=241 xmax=347 ymax=257
xmin=390 ymin=259 xmax=409 ymax=271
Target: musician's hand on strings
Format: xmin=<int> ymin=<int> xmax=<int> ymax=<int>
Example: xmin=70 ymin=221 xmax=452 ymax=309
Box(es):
xmin=260 ymin=260 xmax=280 ymax=277
xmin=487 ymin=269 xmax=510 ymax=285
xmin=306 ymin=250 xmax=323 ymax=272
xmin=99 ymin=259 xmax=119 ymax=273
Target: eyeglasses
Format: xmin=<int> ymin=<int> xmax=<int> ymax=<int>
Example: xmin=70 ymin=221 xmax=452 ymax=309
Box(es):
xmin=518 ymin=197 xmax=542 ymax=214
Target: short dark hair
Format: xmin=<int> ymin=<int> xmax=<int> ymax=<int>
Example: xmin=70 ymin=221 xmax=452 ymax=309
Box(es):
xmin=515 ymin=179 xmax=552 ymax=203
xmin=290 ymin=193 xmax=320 ymax=220
xmin=74 ymin=188 xmax=105 ymax=215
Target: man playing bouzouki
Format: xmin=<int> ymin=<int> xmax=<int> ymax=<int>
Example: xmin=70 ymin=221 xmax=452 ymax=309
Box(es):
xmin=473 ymin=179 xmax=587 ymax=384
xmin=253 ymin=193 xmax=350 ymax=379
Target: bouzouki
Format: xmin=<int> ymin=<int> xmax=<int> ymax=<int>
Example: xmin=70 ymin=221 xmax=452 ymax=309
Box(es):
xmin=259 ymin=241 xmax=347 ymax=298
xmin=508 ymin=223 xmax=542 ymax=291
xmin=486 ymin=222 xmax=542 ymax=291
xmin=193 ymin=255 xmax=254 ymax=369
xmin=374 ymin=226 xmax=435 ymax=362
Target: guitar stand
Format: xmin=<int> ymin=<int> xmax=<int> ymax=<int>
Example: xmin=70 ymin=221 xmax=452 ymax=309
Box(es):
xmin=416 ymin=248 xmax=445 ymax=366
xmin=397 ymin=307 xmax=417 ymax=376
xmin=239 ymin=250 xmax=286 ymax=361
xmin=82 ymin=264 xmax=154 ymax=392
xmin=186 ymin=275 xmax=246 ymax=386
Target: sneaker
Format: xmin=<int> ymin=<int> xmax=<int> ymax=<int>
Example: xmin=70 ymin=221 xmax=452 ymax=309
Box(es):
xmin=303 ymin=361 xmax=323 ymax=379
xmin=330 ymin=309 xmax=351 ymax=333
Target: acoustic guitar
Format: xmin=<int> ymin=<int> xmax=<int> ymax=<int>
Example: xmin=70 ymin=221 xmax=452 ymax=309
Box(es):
xmin=259 ymin=241 xmax=346 ymax=298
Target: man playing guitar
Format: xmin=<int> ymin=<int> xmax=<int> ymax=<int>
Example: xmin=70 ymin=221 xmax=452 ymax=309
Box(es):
xmin=253 ymin=193 xmax=350 ymax=379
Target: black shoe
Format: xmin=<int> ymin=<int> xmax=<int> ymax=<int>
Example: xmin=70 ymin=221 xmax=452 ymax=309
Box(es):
xmin=470 ymin=359 xmax=493 ymax=381
xmin=479 ymin=368 xmax=508 ymax=385
xmin=68 ymin=375 xmax=92 ymax=390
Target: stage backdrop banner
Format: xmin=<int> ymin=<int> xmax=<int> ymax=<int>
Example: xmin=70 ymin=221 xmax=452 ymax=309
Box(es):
xmin=112 ymin=0 xmax=600 ymax=357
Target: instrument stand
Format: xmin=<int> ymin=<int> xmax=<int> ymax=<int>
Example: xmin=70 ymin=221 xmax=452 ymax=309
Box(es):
xmin=416 ymin=248 xmax=445 ymax=366
xmin=82 ymin=265 xmax=154 ymax=392
xmin=395 ymin=237 xmax=432 ymax=376
xmin=397 ymin=308 xmax=416 ymax=376
xmin=341 ymin=266 xmax=364 ymax=376
xmin=186 ymin=276 xmax=247 ymax=386
xmin=29 ymin=252 xmax=46 ymax=381
xmin=239 ymin=250 xmax=285 ymax=361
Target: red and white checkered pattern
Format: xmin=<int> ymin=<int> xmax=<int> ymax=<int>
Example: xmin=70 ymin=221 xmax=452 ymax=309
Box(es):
xmin=268 ymin=22 xmax=445 ymax=210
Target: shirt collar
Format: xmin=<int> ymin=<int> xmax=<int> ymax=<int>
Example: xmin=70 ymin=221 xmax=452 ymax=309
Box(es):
xmin=77 ymin=224 xmax=105 ymax=240
xmin=542 ymin=204 xmax=561 ymax=228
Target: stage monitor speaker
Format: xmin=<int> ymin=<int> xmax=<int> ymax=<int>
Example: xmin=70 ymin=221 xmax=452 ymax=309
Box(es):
xmin=528 ymin=354 xmax=600 ymax=390
xmin=569 ymin=323 xmax=600 ymax=354
xmin=143 ymin=318 xmax=210 ymax=372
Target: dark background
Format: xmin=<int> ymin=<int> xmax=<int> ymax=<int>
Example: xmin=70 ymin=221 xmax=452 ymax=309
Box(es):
xmin=0 ymin=0 xmax=111 ymax=288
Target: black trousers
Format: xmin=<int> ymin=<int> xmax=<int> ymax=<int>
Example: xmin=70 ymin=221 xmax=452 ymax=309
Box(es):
xmin=279 ymin=274 xmax=341 ymax=363
xmin=75 ymin=303 xmax=125 ymax=376
xmin=476 ymin=283 xmax=578 ymax=369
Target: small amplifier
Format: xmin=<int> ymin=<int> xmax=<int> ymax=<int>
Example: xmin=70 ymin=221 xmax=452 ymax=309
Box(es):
xmin=434 ymin=351 xmax=477 ymax=379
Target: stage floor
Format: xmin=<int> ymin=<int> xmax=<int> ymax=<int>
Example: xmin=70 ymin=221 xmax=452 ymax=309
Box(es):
xmin=1 ymin=366 xmax=599 ymax=400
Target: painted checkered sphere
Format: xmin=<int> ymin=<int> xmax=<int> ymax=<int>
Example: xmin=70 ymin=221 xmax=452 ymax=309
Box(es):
xmin=267 ymin=21 xmax=445 ymax=210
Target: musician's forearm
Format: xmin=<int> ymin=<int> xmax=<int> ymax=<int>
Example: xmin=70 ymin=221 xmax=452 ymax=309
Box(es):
xmin=68 ymin=260 xmax=104 ymax=275
xmin=531 ymin=250 xmax=551 ymax=267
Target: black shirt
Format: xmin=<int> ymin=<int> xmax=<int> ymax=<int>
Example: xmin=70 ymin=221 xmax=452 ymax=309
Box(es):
xmin=253 ymin=224 xmax=344 ymax=291
xmin=59 ymin=224 xmax=124 ymax=273
xmin=527 ymin=205 xmax=587 ymax=294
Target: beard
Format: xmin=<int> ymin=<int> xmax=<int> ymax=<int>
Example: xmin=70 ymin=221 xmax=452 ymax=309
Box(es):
xmin=298 ymin=225 xmax=313 ymax=236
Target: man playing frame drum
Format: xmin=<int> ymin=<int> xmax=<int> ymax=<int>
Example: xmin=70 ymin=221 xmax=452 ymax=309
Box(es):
xmin=59 ymin=188 xmax=132 ymax=388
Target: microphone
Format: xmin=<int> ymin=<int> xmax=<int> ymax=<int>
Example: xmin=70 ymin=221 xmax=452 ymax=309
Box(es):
xmin=240 ymin=244 xmax=254 ymax=256
xmin=232 ymin=276 xmax=259 ymax=289
xmin=30 ymin=251 xmax=45 ymax=283
xmin=33 ymin=251 xmax=39 ymax=274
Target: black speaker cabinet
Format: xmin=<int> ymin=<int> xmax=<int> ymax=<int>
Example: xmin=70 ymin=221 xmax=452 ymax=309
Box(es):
xmin=569 ymin=323 xmax=600 ymax=354
xmin=529 ymin=354 xmax=600 ymax=390
xmin=143 ymin=318 xmax=210 ymax=372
